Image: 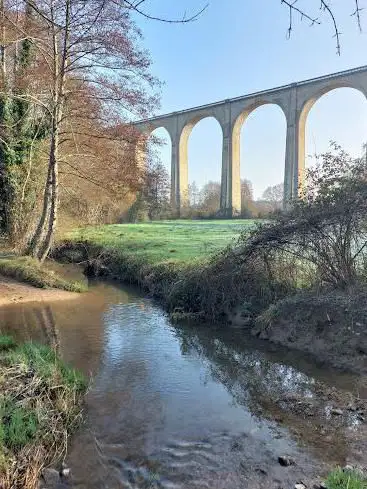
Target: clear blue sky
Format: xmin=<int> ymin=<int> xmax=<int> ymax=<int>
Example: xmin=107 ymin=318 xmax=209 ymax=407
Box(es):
xmin=137 ymin=0 xmax=367 ymax=198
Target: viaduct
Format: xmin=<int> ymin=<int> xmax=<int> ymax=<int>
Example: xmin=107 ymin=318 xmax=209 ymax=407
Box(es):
xmin=133 ymin=65 xmax=367 ymax=214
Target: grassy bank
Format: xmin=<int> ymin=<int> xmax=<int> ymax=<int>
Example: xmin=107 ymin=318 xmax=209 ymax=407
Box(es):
xmin=0 ymin=256 xmax=87 ymax=292
xmin=0 ymin=335 xmax=87 ymax=489
xmin=56 ymin=219 xmax=286 ymax=323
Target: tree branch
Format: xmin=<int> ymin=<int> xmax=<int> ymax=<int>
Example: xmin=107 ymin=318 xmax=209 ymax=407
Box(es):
xmin=120 ymin=0 xmax=209 ymax=23
xmin=281 ymin=0 xmax=364 ymax=55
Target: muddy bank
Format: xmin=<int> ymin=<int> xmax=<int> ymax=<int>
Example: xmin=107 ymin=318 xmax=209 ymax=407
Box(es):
xmin=253 ymin=288 xmax=367 ymax=375
xmin=0 ymin=275 xmax=80 ymax=306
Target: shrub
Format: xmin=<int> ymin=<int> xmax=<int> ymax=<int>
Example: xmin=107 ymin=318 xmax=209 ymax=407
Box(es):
xmin=241 ymin=145 xmax=367 ymax=288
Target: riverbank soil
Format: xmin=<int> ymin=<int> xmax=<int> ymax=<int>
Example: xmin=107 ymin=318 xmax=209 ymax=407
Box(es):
xmin=253 ymin=287 xmax=367 ymax=375
xmin=0 ymin=275 xmax=79 ymax=306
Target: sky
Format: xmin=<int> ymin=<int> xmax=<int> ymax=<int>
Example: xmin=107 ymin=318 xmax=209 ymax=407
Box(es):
xmin=136 ymin=0 xmax=367 ymax=199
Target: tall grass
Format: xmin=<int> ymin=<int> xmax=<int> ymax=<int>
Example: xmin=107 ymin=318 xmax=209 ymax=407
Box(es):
xmin=326 ymin=467 xmax=367 ymax=489
xmin=0 ymin=336 xmax=87 ymax=489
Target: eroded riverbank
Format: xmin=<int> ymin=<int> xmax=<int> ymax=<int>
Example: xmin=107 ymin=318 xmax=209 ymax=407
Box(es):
xmin=1 ymin=281 xmax=366 ymax=489
xmin=0 ymin=275 xmax=80 ymax=306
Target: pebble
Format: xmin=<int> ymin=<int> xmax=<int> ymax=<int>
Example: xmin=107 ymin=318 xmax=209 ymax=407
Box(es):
xmin=331 ymin=408 xmax=343 ymax=415
xmin=295 ymin=484 xmax=306 ymax=489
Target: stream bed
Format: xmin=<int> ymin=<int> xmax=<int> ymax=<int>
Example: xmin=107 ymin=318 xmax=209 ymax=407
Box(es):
xmin=1 ymin=281 xmax=366 ymax=489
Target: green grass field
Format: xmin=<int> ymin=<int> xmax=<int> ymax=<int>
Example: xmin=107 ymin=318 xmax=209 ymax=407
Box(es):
xmin=68 ymin=220 xmax=259 ymax=264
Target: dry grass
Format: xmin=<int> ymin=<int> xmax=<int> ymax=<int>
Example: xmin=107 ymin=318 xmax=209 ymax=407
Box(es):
xmin=0 ymin=338 xmax=87 ymax=489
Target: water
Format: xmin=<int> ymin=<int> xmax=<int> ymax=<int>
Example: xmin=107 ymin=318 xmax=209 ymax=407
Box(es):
xmin=1 ymin=281 xmax=366 ymax=488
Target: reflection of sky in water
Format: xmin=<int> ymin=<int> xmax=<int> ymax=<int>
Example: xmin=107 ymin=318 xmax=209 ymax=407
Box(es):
xmin=94 ymin=299 xmax=321 ymax=452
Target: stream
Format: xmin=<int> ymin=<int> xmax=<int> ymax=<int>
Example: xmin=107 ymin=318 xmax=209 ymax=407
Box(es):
xmin=1 ymin=281 xmax=366 ymax=489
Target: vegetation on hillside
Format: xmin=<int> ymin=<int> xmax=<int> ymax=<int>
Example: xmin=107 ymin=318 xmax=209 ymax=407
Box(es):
xmin=0 ymin=336 xmax=87 ymax=489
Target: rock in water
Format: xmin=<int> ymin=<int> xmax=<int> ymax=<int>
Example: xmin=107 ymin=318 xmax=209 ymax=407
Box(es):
xmin=42 ymin=468 xmax=60 ymax=485
xmin=278 ymin=455 xmax=295 ymax=467
xmin=331 ymin=408 xmax=343 ymax=415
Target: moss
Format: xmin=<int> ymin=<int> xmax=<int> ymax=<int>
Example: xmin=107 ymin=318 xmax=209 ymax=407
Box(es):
xmin=0 ymin=256 xmax=87 ymax=292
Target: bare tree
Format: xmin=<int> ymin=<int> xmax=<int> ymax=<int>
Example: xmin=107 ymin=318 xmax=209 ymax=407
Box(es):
xmin=262 ymin=183 xmax=284 ymax=210
xmin=188 ymin=181 xmax=200 ymax=208
xmin=241 ymin=179 xmax=253 ymax=214
xmin=199 ymin=181 xmax=221 ymax=215
xmin=142 ymin=160 xmax=170 ymax=220
xmin=245 ymin=144 xmax=367 ymax=287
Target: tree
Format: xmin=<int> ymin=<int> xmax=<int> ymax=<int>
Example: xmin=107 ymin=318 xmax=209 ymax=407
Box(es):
xmin=199 ymin=181 xmax=221 ymax=215
xmin=0 ymin=2 xmax=48 ymax=243
xmin=0 ymin=0 xmax=207 ymax=257
xmin=281 ymin=1 xmax=364 ymax=55
xmin=262 ymin=183 xmax=284 ymax=210
xmin=142 ymin=160 xmax=170 ymax=220
xmin=22 ymin=0 xmax=165 ymax=260
xmin=245 ymin=144 xmax=367 ymax=287
xmin=241 ymin=179 xmax=253 ymax=216
xmin=188 ymin=181 xmax=200 ymax=208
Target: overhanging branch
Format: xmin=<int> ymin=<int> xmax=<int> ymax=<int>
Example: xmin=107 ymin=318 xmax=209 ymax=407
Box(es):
xmin=281 ymin=0 xmax=364 ymax=55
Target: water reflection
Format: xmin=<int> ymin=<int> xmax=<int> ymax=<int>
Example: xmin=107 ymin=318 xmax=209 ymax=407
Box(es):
xmin=0 ymin=282 xmax=365 ymax=488
xmin=174 ymin=324 xmax=364 ymax=463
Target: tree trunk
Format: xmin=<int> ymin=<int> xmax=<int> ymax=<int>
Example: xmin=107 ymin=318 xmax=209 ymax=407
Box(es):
xmin=27 ymin=162 xmax=53 ymax=257
xmin=39 ymin=117 xmax=59 ymax=262
xmin=38 ymin=0 xmax=69 ymax=261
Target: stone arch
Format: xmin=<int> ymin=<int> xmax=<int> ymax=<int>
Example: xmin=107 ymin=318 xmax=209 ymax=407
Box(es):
xmin=178 ymin=114 xmax=223 ymax=208
xmin=231 ymin=101 xmax=287 ymax=211
xmin=134 ymin=123 xmax=172 ymax=170
xmin=297 ymin=84 xmax=367 ymax=192
xmin=232 ymin=100 xmax=287 ymax=141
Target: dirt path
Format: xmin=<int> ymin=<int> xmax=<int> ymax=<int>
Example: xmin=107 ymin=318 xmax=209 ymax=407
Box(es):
xmin=0 ymin=275 xmax=80 ymax=307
